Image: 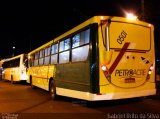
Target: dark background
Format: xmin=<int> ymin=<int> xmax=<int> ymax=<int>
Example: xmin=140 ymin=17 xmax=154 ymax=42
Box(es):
xmin=0 ymin=0 xmax=159 ymax=60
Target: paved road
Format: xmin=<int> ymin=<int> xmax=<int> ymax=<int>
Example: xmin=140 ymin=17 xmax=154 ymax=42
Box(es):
xmin=0 ymin=80 xmax=160 ymax=119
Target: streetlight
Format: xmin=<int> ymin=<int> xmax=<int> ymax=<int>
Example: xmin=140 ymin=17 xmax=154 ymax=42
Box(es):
xmin=12 ymin=46 xmax=15 ymax=57
xmin=126 ymin=13 xmax=138 ymax=20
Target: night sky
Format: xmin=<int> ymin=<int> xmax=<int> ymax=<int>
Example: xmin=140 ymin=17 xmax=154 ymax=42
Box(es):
xmin=0 ymin=0 xmax=160 ymax=59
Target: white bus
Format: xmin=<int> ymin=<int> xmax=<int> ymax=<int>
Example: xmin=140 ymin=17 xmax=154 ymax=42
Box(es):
xmin=2 ymin=54 xmax=28 ymax=83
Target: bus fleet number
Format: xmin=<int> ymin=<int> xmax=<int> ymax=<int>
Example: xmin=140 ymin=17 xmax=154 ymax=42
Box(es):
xmin=117 ymin=30 xmax=127 ymax=44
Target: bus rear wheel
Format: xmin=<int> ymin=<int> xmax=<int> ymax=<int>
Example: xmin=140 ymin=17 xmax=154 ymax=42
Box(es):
xmin=11 ymin=75 xmax=14 ymax=84
xmin=30 ymin=76 xmax=35 ymax=89
xmin=50 ymin=80 xmax=57 ymax=100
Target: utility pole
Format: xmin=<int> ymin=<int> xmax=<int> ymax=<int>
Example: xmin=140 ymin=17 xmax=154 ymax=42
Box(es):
xmin=141 ymin=0 xmax=145 ymax=21
xmin=12 ymin=46 xmax=15 ymax=57
xmin=29 ymin=39 xmax=31 ymax=51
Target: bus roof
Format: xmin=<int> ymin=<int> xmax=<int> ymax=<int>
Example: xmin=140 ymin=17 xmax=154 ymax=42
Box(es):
xmin=2 ymin=54 xmax=25 ymax=62
xmin=28 ymin=16 xmax=153 ymax=55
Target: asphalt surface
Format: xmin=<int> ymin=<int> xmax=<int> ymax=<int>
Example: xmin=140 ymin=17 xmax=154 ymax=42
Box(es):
xmin=0 ymin=80 xmax=160 ymax=119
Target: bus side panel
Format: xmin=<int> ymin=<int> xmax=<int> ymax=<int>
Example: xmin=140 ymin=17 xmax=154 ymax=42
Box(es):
xmin=29 ymin=66 xmax=45 ymax=89
xmin=3 ymin=68 xmax=11 ymax=81
xmin=3 ymin=67 xmax=19 ymax=81
xmin=55 ymin=62 xmax=90 ymax=93
xmin=42 ymin=65 xmax=55 ymax=90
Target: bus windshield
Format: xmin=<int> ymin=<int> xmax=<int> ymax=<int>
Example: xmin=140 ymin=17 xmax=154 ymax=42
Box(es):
xmin=109 ymin=21 xmax=151 ymax=51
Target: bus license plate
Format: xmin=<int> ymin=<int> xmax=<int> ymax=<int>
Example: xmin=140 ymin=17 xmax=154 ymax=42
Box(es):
xmin=125 ymin=78 xmax=135 ymax=83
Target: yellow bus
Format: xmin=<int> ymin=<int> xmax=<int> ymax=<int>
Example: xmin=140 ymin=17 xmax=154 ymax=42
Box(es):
xmin=27 ymin=16 xmax=156 ymax=101
xmin=2 ymin=54 xmax=28 ymax=83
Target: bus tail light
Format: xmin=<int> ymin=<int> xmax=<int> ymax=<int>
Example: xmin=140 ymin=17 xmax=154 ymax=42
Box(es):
xmin=101 ymin=65 xmax=107 ymax=71
xmin=101 ymin=65 xmax=109 ymax=75
xmin=147 ymin=64 xmax=154 ymax=79
xmin=148 ymin=64 xmax=154 ymax=74
xmin=149 ymin=65 xmax=154 ymax=71
xmin=101 ymin=64 xmax=111 ymax=81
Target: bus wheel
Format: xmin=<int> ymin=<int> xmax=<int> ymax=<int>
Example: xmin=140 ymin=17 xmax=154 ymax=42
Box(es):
xmin=50 ymin=80 xmax=57 ymax=100
xmin=11 ymin=75 xmax=14 ymax=84
xmin=30 ymin=77 xmax=35 ymax=89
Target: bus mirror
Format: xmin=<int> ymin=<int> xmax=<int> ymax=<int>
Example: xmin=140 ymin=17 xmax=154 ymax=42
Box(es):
xmin=26 ymin=68 xmax=28 ymax=72
xmin=24 ymin=59 xmax=28 ymax=67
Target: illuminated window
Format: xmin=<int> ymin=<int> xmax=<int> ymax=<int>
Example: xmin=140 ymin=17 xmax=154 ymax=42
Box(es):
xmin=39 ymin=50 xmax=44 ymax=58
xmin=34 ymin=52 xmax=39 ymax=66
xmin=59 ymin=51 xmax=70 ymax=64
xmin=72 ymin=34 xmax=80 ymax=48
xmin=60 ymin=38 xmax=70 ymax=52
xmin=59 ymin=39 xmax=70 ymax=64
xmin=44 ymin=56 xmax=50 ymax=65
xmin=72 ymin=45 xmax=89 ymax=62
xmin=45 ymin=47 xmax=51 ymax=56
xmin=39 ymin=50 xmax=44 ymax=65
xmin=72 ymin=29 xmax=90 ymax=48
xmin=72 ymin=29 xmax=90 ymax=62
xmin=44 ymin=47 xmax=51 ymax=65
xmin=35 ymin=52 xmax=39 ymax=59
xmin=34 ymin=59 xmax=38 ymax=66
xmin=51 ymin=44 xmax=58 ymax=54
xmin=51 ymin=43 xmax=58 ymax=64
xmin=51 ymin=54 xmax=57 ymax=64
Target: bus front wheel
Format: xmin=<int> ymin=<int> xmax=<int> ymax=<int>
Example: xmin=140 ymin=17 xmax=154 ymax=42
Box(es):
xmin=49 ymin=80 xmax=57 ymax=100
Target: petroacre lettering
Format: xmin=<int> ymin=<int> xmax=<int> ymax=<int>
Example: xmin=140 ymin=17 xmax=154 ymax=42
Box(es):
xmin=115 ymin=69 xmax=146 ymax=77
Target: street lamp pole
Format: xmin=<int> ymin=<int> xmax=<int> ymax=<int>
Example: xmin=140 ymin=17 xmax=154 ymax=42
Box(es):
xmin=12 ymin=46 xmax=15 ymax=57
xmin=141 ymin=0 xmax=145 ymax=21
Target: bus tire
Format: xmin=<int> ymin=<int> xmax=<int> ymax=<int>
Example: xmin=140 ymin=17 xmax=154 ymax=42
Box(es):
xmin=30 ymin=76 xmax=35 ymax=89
xmin=49 ymin=79 xmax=57 ymax=100
xmin=11 ymin=75 xmax=14 ymax=84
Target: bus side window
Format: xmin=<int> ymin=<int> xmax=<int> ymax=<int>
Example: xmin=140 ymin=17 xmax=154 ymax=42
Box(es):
xmin=72 ymin=29 xmax=90 ymax=62
xmin=39 ymin=49 xmax=44 ymax=65
xmin=51 ymin=43 xmax=58 ymax=64
xmin=34 ymin=52 xmax=39 ymax=66
xmin=30 ymin=54 xmax=34 ymax=67
xmin=44 ymin=47 xmax=51 ymax=65
xmin=59 ymin=39 xmax=70 ymax=64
